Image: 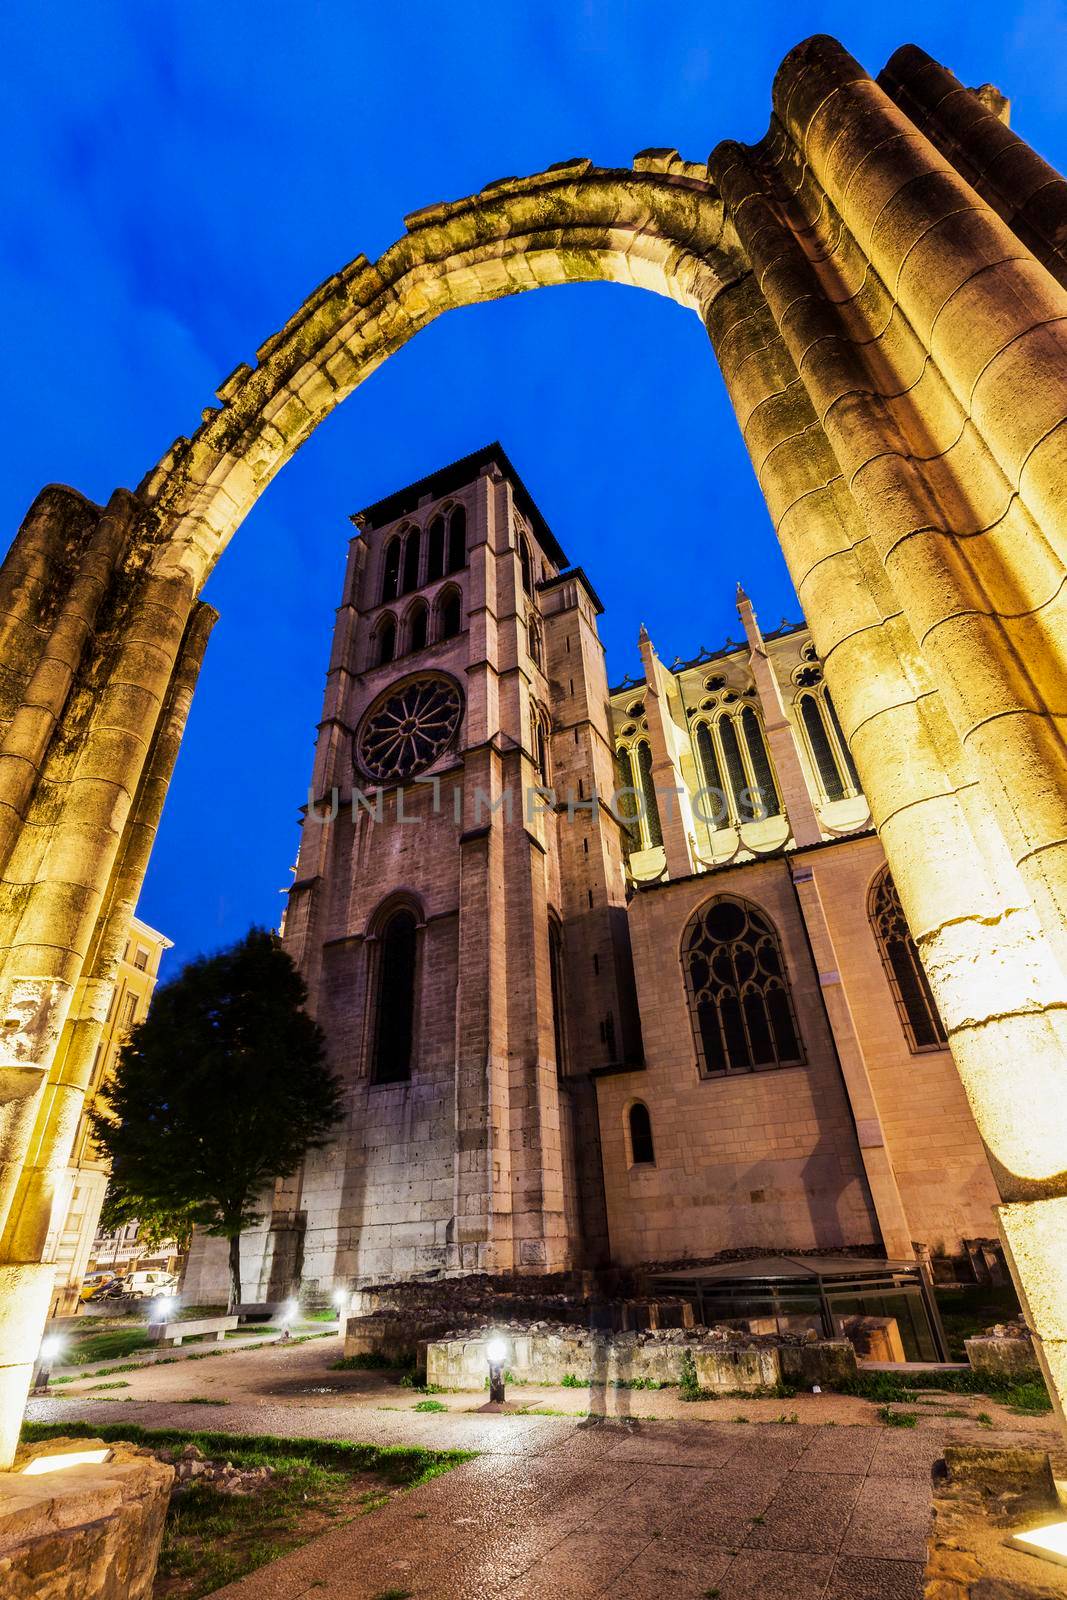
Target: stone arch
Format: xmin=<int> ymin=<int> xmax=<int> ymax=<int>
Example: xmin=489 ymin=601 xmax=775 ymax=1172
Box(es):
xmin=2 ymin=34 xmax=1067 ymax=1456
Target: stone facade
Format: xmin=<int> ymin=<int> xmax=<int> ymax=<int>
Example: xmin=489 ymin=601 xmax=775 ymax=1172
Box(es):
xmin=46 ymin=917 xmax=170 ymax=1315
xmin=4 ymin=36 xmax=1067 ymax=1461
xmin=186 ymin=444 xmax=1002 ymax=1302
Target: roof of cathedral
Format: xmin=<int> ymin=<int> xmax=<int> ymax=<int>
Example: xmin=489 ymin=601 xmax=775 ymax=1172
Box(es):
xmin=352 ymin=441 xmax=568 ymax=568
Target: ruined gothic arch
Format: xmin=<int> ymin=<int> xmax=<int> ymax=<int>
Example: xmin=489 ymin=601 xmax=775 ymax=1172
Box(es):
xmin=2 ymin=33 xmax=1067 ymax=1459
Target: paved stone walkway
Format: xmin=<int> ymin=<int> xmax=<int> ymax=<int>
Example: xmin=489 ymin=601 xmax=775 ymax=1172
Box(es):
xmin=28 ymin=1396 xmax=937 ymax=1599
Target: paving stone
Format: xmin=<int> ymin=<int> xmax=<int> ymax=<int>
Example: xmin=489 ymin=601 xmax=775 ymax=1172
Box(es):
xmin=841 ymin=1474 xmax=933 ymax=1561
xmin=825 ymin=1554 xmax=925 ymax=1600
xmin=715 ymin=1549 xmax=837 ymax=1599
xmin=609 ymin=1539 xmax=734 ymax=1598
xmin=744 ymin=1468 xmax=865 ymax=1553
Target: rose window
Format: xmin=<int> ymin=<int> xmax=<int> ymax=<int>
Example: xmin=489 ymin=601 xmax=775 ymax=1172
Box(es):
xmin=355 ymin=673 xmax=463 ymax=783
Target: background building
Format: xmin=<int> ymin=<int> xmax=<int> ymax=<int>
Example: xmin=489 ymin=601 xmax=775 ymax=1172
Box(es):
xmin=183 ymin=446 xmax=1001 ymax=1303
xmin=46 ymin=916 xmax=171 ymax=1314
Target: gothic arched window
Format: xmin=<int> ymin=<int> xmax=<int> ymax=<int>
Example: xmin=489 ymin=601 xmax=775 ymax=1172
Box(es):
xmin=437 ymin=586 xmax=462 ymax=641
xmin=380 ymin=537 xmax=401 ymax=604
xmin=370 ymin=907 xmax=419 ymax=1083
xmin=718 ymin=716 xmax=749 ymax=819
xmin=401 ymin=528 xmax=421 ymax=595
xmin=519 ymin=536 xmax=533 ymax=596
xmin=634 ymin=740 xmax=662 ymax=848
xmin=446 ymin=506 xmax=466 ymax=572
xmin=628 ymin=1102 xmax=655 ymax=1164
xmin=695 ymin=722 xmax=728 ymax=829
xmin=527 ymin=612 xmax=543 ymax=669
xmin=800 ymin=694 xmax=846 ymax=801
xmin=426 ymin=516 xmax=445 ymax=583
xmin=683 ymin=895 xmax=803 ymax=1076
xmin=824 ymin=690 xmax=862 ymax=792
xmin=407 ymin=600 xmax=428 ymax=654
xmin=614 ymin=746 xmax=640 ymax=851
xmin=741 ymin=707 xmax=781 ymax=818
xmin=532 ymin=707 xmax=550 ymax=782
xmin=869 ymin=866 xmax=947 ymax=1052
xmin=376 ymin=615 xmax=396 ymax=666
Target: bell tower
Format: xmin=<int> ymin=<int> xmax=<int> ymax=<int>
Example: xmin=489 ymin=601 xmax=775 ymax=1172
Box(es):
xmin=270 ymin=444 xmax=639 ymax=1292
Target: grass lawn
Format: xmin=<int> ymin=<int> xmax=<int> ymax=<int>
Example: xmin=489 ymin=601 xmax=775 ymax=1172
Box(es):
xmin=60 ymin=1328 xmax=154 ymax=1364
xmin=22 ymin=1420 xmax=473 ymax=1600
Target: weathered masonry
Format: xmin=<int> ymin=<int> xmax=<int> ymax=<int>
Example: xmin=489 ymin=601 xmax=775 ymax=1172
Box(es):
xmin=1 ymin=36 xmax=1067 ymax=1463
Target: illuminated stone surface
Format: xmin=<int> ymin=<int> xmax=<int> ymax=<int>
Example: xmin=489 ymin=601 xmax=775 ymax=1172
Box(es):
xmin=1 ymin=33 xmax=1066 ymax=1470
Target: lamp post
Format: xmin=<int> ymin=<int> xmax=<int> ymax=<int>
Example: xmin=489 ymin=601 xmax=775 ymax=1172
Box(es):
xmin=33 ymin=1335 xmax=64 ymax=1394
xmin=332 ymin=1288 xmax=349 ymax=1321
xmin=280 ymin=1298 xmax=299 ymax=1341
xmin=486 ymin=1336 xmax=507 ymax=1405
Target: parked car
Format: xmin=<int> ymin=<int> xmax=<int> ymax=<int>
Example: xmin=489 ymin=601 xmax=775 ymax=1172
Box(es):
xmin=79 ymin=1272 xmax=120 ymax=1302
xmin=119 ymin=1269 xmax=179 ymax=1301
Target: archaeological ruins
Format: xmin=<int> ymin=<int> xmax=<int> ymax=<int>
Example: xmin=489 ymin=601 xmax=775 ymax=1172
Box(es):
xmin=1 ymin=35 xmax=1067 ymax=1475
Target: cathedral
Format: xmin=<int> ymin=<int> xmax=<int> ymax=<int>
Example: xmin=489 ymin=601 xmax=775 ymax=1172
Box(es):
xmin=183 ymin=443 xmax=1001 ymax=1303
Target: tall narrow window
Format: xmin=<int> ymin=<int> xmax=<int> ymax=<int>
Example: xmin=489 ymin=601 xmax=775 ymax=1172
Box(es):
xmin=401 ymin=528 xmax=421 ymax=595
xmin=741 ymin=707 xmax=781 ymax=819
xmin=408 ymin=602 xmax=428 ymax=654
xmin=869 ymin=867 xmax=947 ymax=1051
xmin=519 ymin=536 xmax=533 ymax=596
xmin=426 ymin=516 xmax=445 ymax=583
xmin=549 ymin=919 xmax=567 ymax=1077
xmin=634 ymin=740 xmax=662 ymax=848
xmin=800 ymin=695 xmax=845 ymax=801
xmin=614 ymin=746 xmax=640 ymax=850
xmin=824 ymin=690 xmax=861 ymax=792
xmin=381 ymin=537 xmax=401 ymax=604
xmin=695 ymin=723 xmax=727 ymax=829
xmin=718 ymin=716 xmax=749 ymax=819
xmin=371 ymin=909 xmax=418 ymax=1083
xmin=376 ymin=615 xmax=396 ymax=666
xmin=437 ymin=587 xmax=462 ymax=640
xmin=683 ymin=895 xmax=802 ymax=1076
xmin=629 ymin=1102 xmax=655 ymax=1164
xmin=532 ymin=709 xmax=549 ymax=782
xmin=446 ymin=506 xmax=466 ymax=572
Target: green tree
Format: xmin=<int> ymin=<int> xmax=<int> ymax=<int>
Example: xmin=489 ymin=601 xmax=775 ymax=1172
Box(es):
xmin=91 ymin=928 xmax=342 ymax=1311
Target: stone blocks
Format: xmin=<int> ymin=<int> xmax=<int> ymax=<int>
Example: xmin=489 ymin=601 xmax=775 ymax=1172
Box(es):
xmin=0 ymin=1438 xmax=173 ymax=1600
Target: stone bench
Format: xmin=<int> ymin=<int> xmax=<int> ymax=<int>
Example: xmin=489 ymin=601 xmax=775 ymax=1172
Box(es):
xmin=147 ymin=1314 xmax=239 ymax=1347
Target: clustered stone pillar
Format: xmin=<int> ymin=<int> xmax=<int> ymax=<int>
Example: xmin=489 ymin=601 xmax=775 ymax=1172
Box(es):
xmin=708 ymin=37 xmax=1067 ymax=1423
xmin=0 ymin=486 xmax=213 ymax=1467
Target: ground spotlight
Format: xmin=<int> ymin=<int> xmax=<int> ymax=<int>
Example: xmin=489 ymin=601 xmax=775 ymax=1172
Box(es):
xmin=33 ymin=1334 xmax=64 ymax=1392
xmin=280 ymin=1297 xmax=299 ymax=1341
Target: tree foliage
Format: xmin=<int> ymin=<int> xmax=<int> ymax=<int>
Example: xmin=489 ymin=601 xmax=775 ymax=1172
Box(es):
xmin=91 ymin=928 xmax=342 ymax=1306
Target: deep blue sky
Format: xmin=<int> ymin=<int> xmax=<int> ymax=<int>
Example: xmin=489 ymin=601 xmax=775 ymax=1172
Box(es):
xmin=4 ymin=2 xmax=1065 ymax=973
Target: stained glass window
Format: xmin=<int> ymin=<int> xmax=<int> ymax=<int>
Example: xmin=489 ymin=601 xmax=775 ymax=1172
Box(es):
xmin=683 ymin=896 xmax=803 ymax=1075
xmin=869 ymin=867 xmax=947 ymax=1051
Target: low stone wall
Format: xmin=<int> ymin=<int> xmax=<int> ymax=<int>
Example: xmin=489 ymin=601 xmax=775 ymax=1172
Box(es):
xmin=424 ymin=1330 xmax=856 ymax=1393
xmin=344 ymin=1311 xmax=443 ymax=1368
xmin=964 ymin=1334 xmax=1042 ymax=1380
xmin=1 ymin=1436 xmax=174 ymax=1599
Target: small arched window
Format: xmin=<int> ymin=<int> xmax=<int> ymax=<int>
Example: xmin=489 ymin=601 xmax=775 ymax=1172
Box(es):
xmin=401 ymin=528 xmax=421 ymax=595
xmin=527 ymin=613 xmax=543 ymax=669
xmin=869 ymin=866 xmax=947 ymax=1052
xmin=532 ymin=707 xmax=550 ymax=782
xmin=683 ymin=895 xmax=802 ymax=1076
xmin=800 ymin=694 xmax=845 ymax=802
xmin=380 ymin=538 xmax=401 ymax=604
xmin=718 ymin=716 xmax=749 ymax=819
xmin=370 ymin=908 xmax=418 ymax=1083
xmin=634 ymin=740 xmax=662 ymax=848
xmin=446 ymin=506 xmax=466 ymax=572
xmin=407 ymin=601 xmax=428 ymax=654
xmin=519 ymin=536 xmax=533 ymax=596
xmin=437 ymin=587 xmax=462 ymax=641
xmin=629 ymin=1102 xmax=655 ymax=1165
xmin=741 ymin=708 xmax=781 ymax=819
xmin=426 ymin=516 xmax=445 ymax=584
xmin=376 ymin=615 xmax=397 ymax=666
